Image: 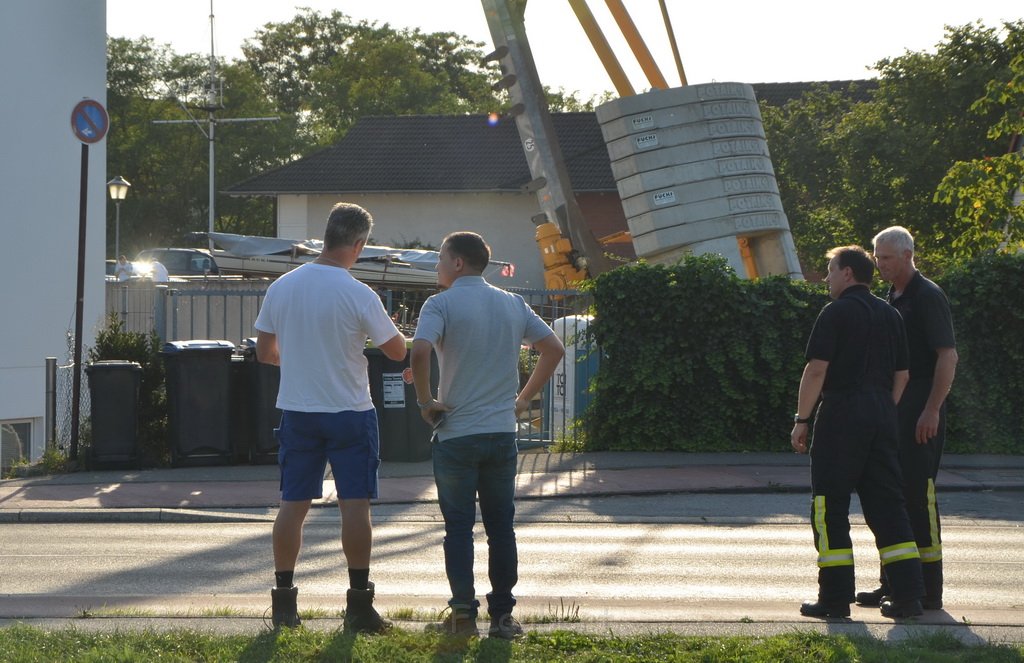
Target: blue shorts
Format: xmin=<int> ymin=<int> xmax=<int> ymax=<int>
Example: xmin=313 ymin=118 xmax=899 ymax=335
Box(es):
xmin=275 ymin=409 xmax=381 ymax=501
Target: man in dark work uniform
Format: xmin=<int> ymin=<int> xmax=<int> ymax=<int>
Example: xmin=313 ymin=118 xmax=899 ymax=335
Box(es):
xmin=792 ymin=245 xmax=925 ymax=619
xmin=858 ymin=226 xmax=958 ymax=610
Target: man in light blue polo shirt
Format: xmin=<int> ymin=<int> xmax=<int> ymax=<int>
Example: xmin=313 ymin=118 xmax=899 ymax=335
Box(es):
xmin=411 ymin=231 xmax=564 ymax=639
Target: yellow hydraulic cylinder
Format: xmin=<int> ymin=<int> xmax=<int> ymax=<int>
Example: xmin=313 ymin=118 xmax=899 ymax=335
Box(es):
xmin=536 ymin=222 xmax=588 ymax=289
xmin=737 ymin=236 xmax=759 ymax=279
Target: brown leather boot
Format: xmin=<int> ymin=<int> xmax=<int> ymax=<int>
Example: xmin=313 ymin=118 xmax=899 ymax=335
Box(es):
xmin=343 ymin=581 xmax=392 ymax=634
xmin=271 ymin=586 xmax=302 ymax=628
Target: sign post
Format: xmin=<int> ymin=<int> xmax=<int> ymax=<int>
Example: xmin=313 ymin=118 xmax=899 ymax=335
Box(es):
xmin=69 ymin=99 xmax=109 ymax=461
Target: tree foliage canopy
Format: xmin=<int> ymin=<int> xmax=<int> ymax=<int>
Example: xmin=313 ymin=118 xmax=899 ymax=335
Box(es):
xmin=762 ymin=20 xmax=1024 ymax=274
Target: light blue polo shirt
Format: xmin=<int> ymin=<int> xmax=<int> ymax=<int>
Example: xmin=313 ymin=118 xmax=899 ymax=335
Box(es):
xmin=414 ymin=276 xmax=554 ymax=441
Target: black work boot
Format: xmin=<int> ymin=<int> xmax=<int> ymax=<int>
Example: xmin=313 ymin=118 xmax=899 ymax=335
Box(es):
xmin=855 ymin=586 xmax=888 ymax=607
xmin=799 ymin=600 xmax=850 ymax=618
xmin=343 ymin=581 xmax=392 ymax=634
xmin=271 ymin=586 xmax=302 ymax=628
xmin=880 ymin=597 xmax=923 ymax=618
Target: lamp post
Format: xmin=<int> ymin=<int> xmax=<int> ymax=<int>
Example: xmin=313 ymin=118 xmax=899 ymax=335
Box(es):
xmin=106 ymin=175 xmax=131 ymax=259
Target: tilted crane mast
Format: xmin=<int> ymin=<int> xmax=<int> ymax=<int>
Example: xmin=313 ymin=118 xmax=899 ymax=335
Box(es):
xmin=483 ymin=1 xmax=804 ymax=281
xmin=480 ymin=0 xmax=615 ymax=287
xmin=480 ymin=0 xmax=686 ymax=287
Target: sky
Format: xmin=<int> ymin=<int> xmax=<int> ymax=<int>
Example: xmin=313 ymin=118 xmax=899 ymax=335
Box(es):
xmin=106 ymin=0 xmax=1023 ymax=101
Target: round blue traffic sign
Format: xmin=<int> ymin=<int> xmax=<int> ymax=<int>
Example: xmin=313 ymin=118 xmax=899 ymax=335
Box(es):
xmin=71 ymin=99 xmax=109 ymax=144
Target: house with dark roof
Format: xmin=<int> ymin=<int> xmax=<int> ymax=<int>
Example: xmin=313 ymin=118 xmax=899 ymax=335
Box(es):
xmin=227 ymin=112 xmax=629 ymax=288
xmin=226 ymin=81 xmax=874 ymax=288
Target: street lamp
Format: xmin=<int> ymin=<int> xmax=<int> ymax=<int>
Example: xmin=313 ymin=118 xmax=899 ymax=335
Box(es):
xmin=106 ymin=175 xmax=131 ymax=260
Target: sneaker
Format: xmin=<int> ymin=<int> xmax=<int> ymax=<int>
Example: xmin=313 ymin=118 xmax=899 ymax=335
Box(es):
xmin=488 ymin=613 xmax=525 ymax=639
xmin=425 ymin=607 xmax=479 ymax=638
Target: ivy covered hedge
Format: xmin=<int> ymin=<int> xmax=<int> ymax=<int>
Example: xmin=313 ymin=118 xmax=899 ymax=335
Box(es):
xmin=583 ymin=253 xmax=1023 ymax=454
xmin=939 ymin=253 xmax=1024 ymax=453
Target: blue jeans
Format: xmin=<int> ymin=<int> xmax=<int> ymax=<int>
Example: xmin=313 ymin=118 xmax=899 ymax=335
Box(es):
xmin=432 ymin=432 xmax=518 ymax=618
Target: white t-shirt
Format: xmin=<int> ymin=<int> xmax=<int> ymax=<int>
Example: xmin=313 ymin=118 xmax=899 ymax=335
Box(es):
xmin=254 ymin=263 xmax=400 ymax=412
xmin=115 ymin=261 xmax=133 ymax=281
xmin=150 ymin=261 xmax=170 ymax=282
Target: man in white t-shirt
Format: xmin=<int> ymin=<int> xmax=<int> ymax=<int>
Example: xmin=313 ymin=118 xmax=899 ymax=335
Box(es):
xmin=150 ymin=260 xmax=170 ymax=282
xmin=255 ymin=202 xmax=406 ymax=632
xmin=114 ymin=255 xmax=133 ymax=281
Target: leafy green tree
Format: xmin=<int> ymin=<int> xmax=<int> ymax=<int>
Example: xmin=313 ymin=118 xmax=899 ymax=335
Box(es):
xmin=241 ymin=10 xmax=502 ymax=146
xmin=935 ymin=52 xmax=1024 ymax=258
xmin=107 ymin=38 xmax=296 ymax=253
xmin=763 ymin=21 xmax=1024 ymax=273
xmin=761 ymin=85 xmax=863 ymax=271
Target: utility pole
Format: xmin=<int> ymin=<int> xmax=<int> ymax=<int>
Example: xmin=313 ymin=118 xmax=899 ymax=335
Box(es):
xmin=153 ymin=0 xmax=277 ymax=250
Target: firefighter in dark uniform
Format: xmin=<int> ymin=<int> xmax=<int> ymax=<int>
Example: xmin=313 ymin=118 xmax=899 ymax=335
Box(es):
xmin=791 ymin=245 xmax=925 ymax=619
xmin=859 ymin=226 xmax=958 ymax=610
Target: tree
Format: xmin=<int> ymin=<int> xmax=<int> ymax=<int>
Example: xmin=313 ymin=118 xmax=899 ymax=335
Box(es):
xmin=761 ymin=85 xmax=863 ymax=271
xmin=763 ymin=21 xmax=1024 ymax=273
xmin=241 ymin=9 xmax=502 ymax=146
xmin=935 ymin=52 xmax=1024 ymax=258
xmin=107 ymin=38 xmax=299 ymax=253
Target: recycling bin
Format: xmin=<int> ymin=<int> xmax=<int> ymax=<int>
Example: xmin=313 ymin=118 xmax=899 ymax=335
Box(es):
xmin=230 ymin=338 xmax=281 ymax=464
xmin=161 ymin=340 xmax=235 ymax=466
xmin=85 ymin=360 xmax=142 ymax=468
xmin=365 ymin=344 xmax=437 ymax=462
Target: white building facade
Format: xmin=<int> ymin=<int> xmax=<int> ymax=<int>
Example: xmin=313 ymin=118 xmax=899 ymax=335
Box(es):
xmin=0 ymin=1 xmax=107 ymax=465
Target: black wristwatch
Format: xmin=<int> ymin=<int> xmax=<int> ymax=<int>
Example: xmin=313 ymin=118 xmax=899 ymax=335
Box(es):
xmin=794 ymin=414 xmax=812 ymax=424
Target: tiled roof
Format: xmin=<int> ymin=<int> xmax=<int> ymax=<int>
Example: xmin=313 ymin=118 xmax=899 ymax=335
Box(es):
xmin=226 ymin=81 xmax=875 ymax=195
xmin=226 ymin=112 xmax=616 ymax=195
xmin=751 ymin=79 xmax=878 ymax=107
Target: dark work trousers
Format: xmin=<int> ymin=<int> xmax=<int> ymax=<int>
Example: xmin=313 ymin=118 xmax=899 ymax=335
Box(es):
xmin=810 ymin=389 xmax=925 ymax=604
xmin=874 ymin=379 xmax=945 ymax=599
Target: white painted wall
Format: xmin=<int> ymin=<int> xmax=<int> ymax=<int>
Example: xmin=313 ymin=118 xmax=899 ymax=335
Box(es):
xmin=277 ymin=195 xmax=308 ymax=240
xmin=0 ymin=1 xmax=107 ymax=457
xmin=291 ymin=192 xmax=548 ymax=289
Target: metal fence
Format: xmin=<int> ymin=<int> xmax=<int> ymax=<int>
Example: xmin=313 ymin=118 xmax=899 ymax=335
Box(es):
xmin=106 ymin=278 xmax=272 ymax=344
xmin=94 ymin=278 xmax=595 ymax=452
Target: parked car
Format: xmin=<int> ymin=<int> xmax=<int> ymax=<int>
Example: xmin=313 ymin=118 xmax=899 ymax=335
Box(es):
xmin=134 ymin=248 xmax=220 ymax=276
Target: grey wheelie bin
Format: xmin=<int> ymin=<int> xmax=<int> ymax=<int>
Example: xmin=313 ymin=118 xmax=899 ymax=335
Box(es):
xmin=364 ymin=344 xmax=437 ymax=462
xmin=85 ymin=360 xmax=142 ymax=468
xmin=161 ymin=340 xmax=235 ymax=466
xmin=230 ymin=338 xmax=281 ymax=464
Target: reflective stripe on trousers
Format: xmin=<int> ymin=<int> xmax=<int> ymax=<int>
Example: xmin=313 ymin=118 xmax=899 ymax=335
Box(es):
xmin=920 ymin=478 xmax=943 ymax=562
xmin=814 ymin=495 xmax=854 ymax=568
xmin=879 ymin=541 xmax=921 ymax=565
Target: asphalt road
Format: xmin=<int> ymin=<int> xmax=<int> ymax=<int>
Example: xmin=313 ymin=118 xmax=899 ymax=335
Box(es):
xmin=2 ymin=492 xmax=1021 ymax=636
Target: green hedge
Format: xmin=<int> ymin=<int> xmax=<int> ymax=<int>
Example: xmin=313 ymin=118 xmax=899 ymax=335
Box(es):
xmin=584 ymin=253 xmax=1023 ymax=454
xmin=939 ymin=253 xmax=1024 ymax=453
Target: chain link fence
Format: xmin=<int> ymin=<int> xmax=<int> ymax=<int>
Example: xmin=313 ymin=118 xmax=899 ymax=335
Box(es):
xmin=53 ymin=361 xmax=90 ymax=455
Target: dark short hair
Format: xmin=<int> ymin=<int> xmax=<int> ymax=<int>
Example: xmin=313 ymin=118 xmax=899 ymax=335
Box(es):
xmin=324 ymin=203 xmax=373 ymax=249
xmin=825 ymin=245 xmax=874 ymax=284
xmin=442 ymin=232 xmax=490 ymax=272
